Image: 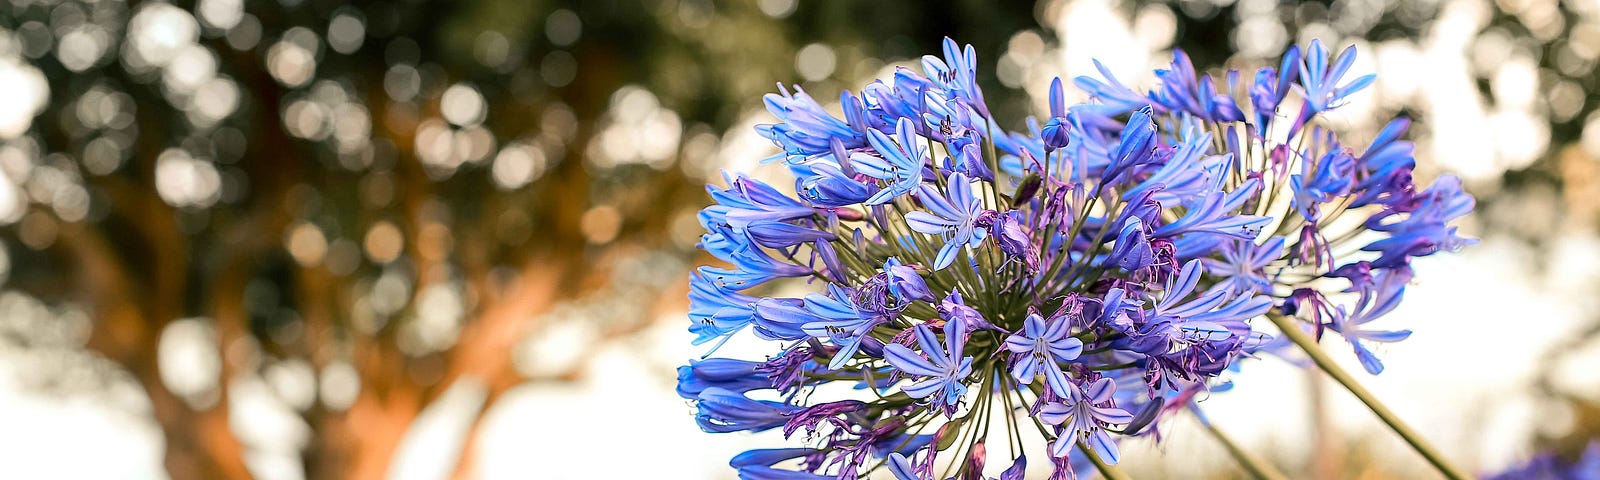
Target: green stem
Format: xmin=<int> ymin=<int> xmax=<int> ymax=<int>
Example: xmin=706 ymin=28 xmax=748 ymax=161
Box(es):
xmin=1266 ymin=314 xmax=1470 ymax=480
xmin=1076 ymin=442 xmax=1132 ymax=480
xmin=1187 ymin=404 xmax=1288 ymax=480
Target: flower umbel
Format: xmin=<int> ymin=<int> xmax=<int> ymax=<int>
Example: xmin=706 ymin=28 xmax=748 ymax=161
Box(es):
xmin=682 ymin=37 xmax=1474 ymax=479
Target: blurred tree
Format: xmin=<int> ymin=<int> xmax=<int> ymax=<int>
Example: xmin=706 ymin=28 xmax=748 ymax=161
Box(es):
xmin=0 ymin=0 xmax=1039 ymax=478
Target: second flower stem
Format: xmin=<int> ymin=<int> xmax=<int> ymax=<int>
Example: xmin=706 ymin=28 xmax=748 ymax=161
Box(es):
xmin=1077 ymin=442 xmax=1132 ymax=480
xmin=1188 ymin=403 xmax=1289 ymax=480
xmin=1266 ymin=314 xmax=1470 ymax=480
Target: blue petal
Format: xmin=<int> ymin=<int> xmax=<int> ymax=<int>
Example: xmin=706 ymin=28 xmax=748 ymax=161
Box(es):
xmin=933 ymin=240 xmax=962 ymax=271
xmin=1351 ymin=340 xmax=1385 ymax=375
xmin=1042 ymin=361 xmax=1072 ymax=397
xmin=1088 ymin=428 xmax=1121 ymax=465
xmin=887 ymin=452 xmax=921 ymax=480
xmin=884 ymin=344 xmax=941 ymax=377
xmin=902 ymin=377 xmax=946 ymax=399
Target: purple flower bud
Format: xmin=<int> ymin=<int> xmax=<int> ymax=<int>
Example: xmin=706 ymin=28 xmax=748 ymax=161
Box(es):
xmin=813 ymin=239 xmax=846 ymax=283
xmin=832 ymin=207 xmax=866 ymax=221
xmin=1104 ymin=217 xmax=1156 ymax=272
xmin=694 ymin=387 xmax=803 ymax=433
xmin=677 ymin=358 xmax=774 ymax=399
xmin=1120 ymin=396 xmax=1164 ymax=436
xmin=1012 ymin=173 xmax=1042 ymax=207
xmin=938 ymin=290 xmax=999 ymax=334
xmin=953 ymin=142 xmax=995 ymax=182
xmin=730 ymin=448 xmax=819 ymax=469
xmin=1041 ymin=116 xmax=1071 ymax=151
xmin=746 ymin=220 xmax=836 ymax=248
xmin=982 ymin=210 xmax=1040 ymax=273
xmin=885 ymin=257 xmax=935 ymax=303
xmin=966 ymin=442 xmax=988 ymax=478
xmin=1104 ymin=106 xmax=1158 ymax=186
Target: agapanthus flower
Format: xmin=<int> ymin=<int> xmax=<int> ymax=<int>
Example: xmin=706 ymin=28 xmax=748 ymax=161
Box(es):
xmin=1039 ymin=378 xmax=1134 ymax=463
xmin=1298 ymin=39 xmax=1375 ymax=113
xmin=906 ymin=172 xmax=989 ymax=270
xmin=695 ymin=387 xmax=805 ymax=433
xmin=800 ymin=284 xmax=895 ymax=370
xmin=685 ymin=37 xmax=1474 ymax=479
xmin=1484 ymin=441 xmax=1600 ymax=480
xmin=1123 ymin=260 xmax=1273 ymax=355
xmin=1149 ymin=49 xmax=1245 ymax=122
xmin=1004 ymin=312 xmax=1082 ymax=396
xmin=1326 ymin=263 xmax=1414 ymax=374
xmin=760 ymin=85 xmax=868 ymax=159
xmin=677 ymin=358 xmax=772 ymax=398
xmin=1201 ymin=237 xmax=1285 ymax=295
xmin=885 ymin=322 xmax=974 ymax=408
xmin=1040 ymin=78 xmax=1073 ymax=152
xmin=733 ymin=448 xmax=832 ymax=480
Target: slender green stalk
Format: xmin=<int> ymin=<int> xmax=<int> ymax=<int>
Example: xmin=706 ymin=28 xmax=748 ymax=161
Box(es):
xmin=1076 ymin=442 xmax=1132 ymax=480
xmin=1187 ymin=404 xmax=1288 ymax=480
xmin=1266 ymin=314 xmax=1470 ymax=480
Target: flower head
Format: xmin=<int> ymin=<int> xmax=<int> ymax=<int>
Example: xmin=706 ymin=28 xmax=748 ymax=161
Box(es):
xmin=683 ymin=38 xmax=1473 ymax=479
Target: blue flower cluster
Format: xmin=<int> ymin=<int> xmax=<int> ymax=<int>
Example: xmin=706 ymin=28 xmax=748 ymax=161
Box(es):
xmin=1485 ymin=441 xmax=1600 ymax=480
xmin=681 ymin=38 xmax=1475 ymax=479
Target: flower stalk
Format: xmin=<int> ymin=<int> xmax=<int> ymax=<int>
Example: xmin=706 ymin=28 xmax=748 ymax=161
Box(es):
xmin=1078 ymin=442 xmax=1132 ymax=480
xmin=1266 ymin=313 xmax=1469 ymax=480
xmin=1188 ymin=404 xmax=1288 ymax=480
